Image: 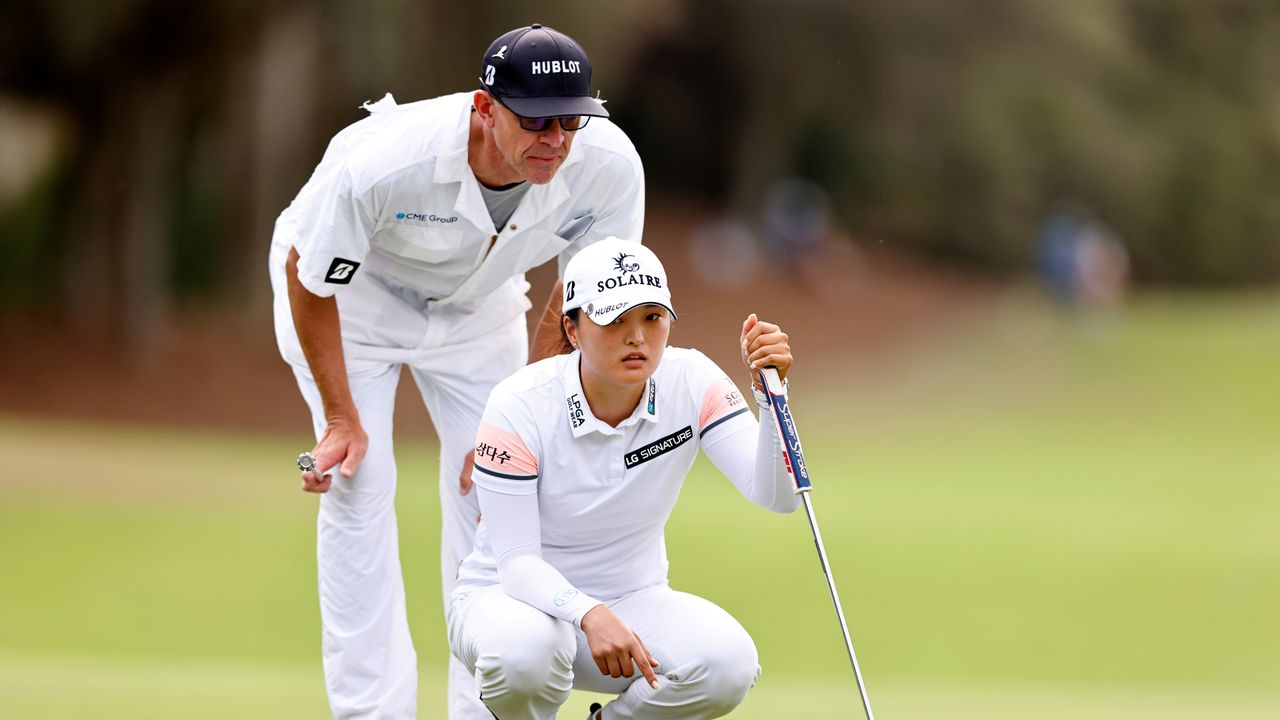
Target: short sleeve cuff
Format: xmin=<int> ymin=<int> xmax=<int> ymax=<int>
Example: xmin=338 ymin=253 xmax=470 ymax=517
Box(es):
xmin=472 ymin=464 xmax=539 ymax=495
xmin=294 ymin=253 xmax=344 ymax=298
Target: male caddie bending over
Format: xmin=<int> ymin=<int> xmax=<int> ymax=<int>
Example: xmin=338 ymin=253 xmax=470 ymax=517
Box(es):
xmin=267 ymin=23 xmax=644 ymax=719
xmin=448 ymin=238 xmax=800 ymax=719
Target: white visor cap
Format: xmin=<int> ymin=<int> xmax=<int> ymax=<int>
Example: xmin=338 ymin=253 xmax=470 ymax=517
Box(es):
xmin=562 ymin=237 xmax=677 ymax=326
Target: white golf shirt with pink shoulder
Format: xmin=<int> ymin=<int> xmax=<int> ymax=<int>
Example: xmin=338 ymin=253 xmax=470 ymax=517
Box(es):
xmin=453 ymin=346 xmax=801 ymax=621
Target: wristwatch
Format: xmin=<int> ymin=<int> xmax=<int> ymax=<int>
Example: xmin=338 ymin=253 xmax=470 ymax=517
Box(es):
xmin=752 ymin=385 xmax=771 ymax=407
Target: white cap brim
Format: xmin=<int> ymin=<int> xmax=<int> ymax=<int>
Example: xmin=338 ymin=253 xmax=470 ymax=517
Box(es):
xmin=581 ymin=285 xmax=678 ymax=325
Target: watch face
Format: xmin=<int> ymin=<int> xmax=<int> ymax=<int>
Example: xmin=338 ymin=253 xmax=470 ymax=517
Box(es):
xmin=297 ymin=453 xmax=316 ymax=470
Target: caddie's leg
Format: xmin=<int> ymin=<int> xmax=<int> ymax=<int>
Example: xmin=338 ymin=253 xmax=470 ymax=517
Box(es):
xmin=448 ymin=585 xmax=576 ymax=720
xmin=410 ymin=313 xmax=529 ymax=594
xmin=294 ymin=363 xmax=417 ymax=720
xmin=574 ymin=587 xmax=761 ymax=720
xmin=409 ymin=311 xmax=527 ymax=719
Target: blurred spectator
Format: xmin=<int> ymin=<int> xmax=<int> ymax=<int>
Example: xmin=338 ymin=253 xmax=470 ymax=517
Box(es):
xmin=756 ymin=176 xmax=866 ymax=304
xmin=1038 ymin=203 xmax=1130 ymax=312
xmin=687 ymin=215 xmax=760 ymax=290
xmin=761 ymin=177 xmax=831 ymax=271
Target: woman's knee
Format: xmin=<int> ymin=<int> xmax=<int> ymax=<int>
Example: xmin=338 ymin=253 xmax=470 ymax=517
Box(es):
xmin=672 ymin=628 xmax=761 ymax=714
xmin=704 ymin=654 xmax=761 ymax=713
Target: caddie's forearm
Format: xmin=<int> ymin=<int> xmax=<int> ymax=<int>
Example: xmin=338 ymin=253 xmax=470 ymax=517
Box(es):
xmin=286 ymin=247 xmax=358 ymax=422
xmin=529 ymin=280 xmax=570 ymax=362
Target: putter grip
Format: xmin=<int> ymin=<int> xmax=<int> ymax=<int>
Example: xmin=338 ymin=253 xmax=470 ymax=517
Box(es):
xmin=761 ymin=367 xmax=786 ymax=395
xmin=759 ymin=367 xmax=813 ymax=493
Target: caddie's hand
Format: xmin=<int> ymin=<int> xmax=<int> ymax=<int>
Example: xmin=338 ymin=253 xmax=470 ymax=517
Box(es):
xmin=459 ymin=450 xmax=475 ymax=496
xmin=741 ymin=313 xmax=792 ymax=391
xmin=301 ymin=415 xmax=368 ymax=493
xmin=581 ymin=605 xmax=661 ymax=689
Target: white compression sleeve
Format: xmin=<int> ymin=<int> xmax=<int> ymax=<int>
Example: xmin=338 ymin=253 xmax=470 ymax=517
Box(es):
xmin=703 ymin=408 xmax=802 ymax=513
xmin=475 ymin=487 xmax=602 ymax=626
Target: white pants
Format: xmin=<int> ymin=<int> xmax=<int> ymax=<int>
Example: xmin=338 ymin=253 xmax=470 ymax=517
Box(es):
xmin=447 ymin=585 xmax=761 ymax=720
xmin=279 ymin=261 xmax=531 ymax=719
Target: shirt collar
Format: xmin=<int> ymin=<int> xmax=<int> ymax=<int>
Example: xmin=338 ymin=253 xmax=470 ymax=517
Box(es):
xmin=561 ymin=352 xmax=659 ymax=438
xmin=432 ymin=96 xmax=474 ymax=185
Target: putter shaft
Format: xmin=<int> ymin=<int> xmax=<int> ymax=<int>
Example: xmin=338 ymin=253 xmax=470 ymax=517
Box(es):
xmin=760 ymin=367 xmax=876 ymax=719
xmin=802 ymin=493 xmax=875 ymax=720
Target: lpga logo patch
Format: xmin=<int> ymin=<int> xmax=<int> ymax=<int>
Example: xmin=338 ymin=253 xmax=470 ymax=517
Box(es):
xmin=566 ymin=393 xmax=587 ymax=429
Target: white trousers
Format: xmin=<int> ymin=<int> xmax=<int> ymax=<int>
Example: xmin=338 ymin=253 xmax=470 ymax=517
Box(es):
xmin=284 ymin=275 xmax=530 ymax=720
xmin=447 ymin=585 xmax=762 ymax=720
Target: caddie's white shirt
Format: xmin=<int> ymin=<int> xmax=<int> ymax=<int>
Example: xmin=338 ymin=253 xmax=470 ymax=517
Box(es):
xmin=269 ymin=91 xmax=644 ymax=308
xmin=454 ymin=347 xmax=755 ymax=602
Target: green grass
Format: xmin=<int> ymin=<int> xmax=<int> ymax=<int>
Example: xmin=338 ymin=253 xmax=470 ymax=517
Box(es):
xmin=1 ymin=291 xmax=1277 ymax=718
xmin=2 ymin=654 xmax=1277 ymax=719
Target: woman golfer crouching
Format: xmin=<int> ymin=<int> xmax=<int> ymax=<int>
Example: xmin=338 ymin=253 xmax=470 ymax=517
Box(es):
xmin=447 ymin=237 xmax=800 ymax=720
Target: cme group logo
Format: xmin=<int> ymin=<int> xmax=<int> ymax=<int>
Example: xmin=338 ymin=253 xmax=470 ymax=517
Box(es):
xmin=394 ymin=212 xmax=458 ymax=223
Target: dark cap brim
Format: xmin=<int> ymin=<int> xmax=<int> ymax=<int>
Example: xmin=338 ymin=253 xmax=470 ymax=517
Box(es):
xmin=500 ymin=94 xmax=609 ymax=118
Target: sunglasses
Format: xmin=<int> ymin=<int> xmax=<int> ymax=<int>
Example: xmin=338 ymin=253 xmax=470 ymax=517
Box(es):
xmin=492 ymin=94 xmax=590 ymax=133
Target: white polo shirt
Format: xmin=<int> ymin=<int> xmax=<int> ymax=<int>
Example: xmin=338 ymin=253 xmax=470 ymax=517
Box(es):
xmin=454 ymin=347 xmax=756 ymax=605
xmin=269 ymin=91 xmax=645 ymax=308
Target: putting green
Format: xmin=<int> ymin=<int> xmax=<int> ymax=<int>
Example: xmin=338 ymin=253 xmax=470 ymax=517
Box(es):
xmin=2 ymin=655 xmax=1277 ymax=719
xmin=1 ymin=291 xmax=1276 ymax=717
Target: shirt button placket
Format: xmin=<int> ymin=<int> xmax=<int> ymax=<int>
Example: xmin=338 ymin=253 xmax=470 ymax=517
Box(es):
xmin=611 ymin=434 xmax=624 ymax=482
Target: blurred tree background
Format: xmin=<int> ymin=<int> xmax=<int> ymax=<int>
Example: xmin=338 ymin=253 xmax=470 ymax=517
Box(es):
xmin=2 ymin=6 xmax=1277 ymax=717
xmin=1 ymin=0 xmax=1278 ymax=345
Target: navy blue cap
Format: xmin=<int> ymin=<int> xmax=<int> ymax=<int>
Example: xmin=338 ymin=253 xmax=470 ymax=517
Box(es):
xmin=481 ymin=23 xmax=608 ymax=119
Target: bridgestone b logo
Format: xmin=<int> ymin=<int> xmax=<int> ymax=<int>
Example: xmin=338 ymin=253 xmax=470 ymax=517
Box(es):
xmin=325 ymin=258 xmax=360 ymax=284
xmin=624 ymin=425 xmax=693 ymax=469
